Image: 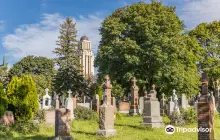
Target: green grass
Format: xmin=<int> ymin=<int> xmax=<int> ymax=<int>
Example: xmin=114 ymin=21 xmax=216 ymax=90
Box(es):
xmin=1 ymin=114 xmax=220 ymax=140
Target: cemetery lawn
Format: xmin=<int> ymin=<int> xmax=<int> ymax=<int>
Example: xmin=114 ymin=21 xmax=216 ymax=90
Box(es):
xmin=1 ymin=114 xmax=220 ymax=140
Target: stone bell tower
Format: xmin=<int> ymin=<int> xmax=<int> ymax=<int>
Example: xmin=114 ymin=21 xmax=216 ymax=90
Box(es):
xmin=78 ymin=35 xmax=94 ymax=78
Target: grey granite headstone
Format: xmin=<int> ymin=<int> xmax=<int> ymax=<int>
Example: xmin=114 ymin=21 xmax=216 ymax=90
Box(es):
xmin=141 ymin=84 xmax=164 ymax=128
xmin=181 ymin=94 xmax=187 ymax=109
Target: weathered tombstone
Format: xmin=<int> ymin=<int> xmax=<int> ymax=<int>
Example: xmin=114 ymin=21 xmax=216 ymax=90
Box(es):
xmin=96 ymin=75 xmax=117 ymax=137
xmin=65 ymin=90 xmax=74 ymax=120
xmin=111 ymin=97 xmax=117 ymax=113
xmin=197 ymin=73 xmax=214 ymax=140
xmin=173 ymin=93 xmax=180 ymax=114
xmin=92 ymin=94 xmax=99 ymax=113
xmin=139 ymin=97 xmax=144 ymax=114
xmin=119 ymin=102 xmax=130 ymax=114
xmin=72 ymin=96 xmax=77 ymax=109
xmin=160 ymin=93 xmax=166 ymax=116
xmin=42 ymin=88 xmax=52 ymax=110
xmin=54 ymin=108 xmax=73 ymax=140
xmin=168 ymin=96 xmax=174 ymax=116
xmin=141 ymin=85 xmax=164 ymax=128
xmin=210 ymin=91 xmax=216 ymax=112
xmin=129 ymin=77 xmax=139 ymax=116
xmin=172 ymin=89 xmax=176 ymax=101
xmin=181 ymin=94 xmax=187 ymax=109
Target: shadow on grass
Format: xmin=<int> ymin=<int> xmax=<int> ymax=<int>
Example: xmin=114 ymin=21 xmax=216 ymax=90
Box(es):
xmin=71 ymin=130 xmax=96 ymax=136
xmin=115 ymin=123 xmax=154 ymax=131
xmin=2 ymin=135 xmax=51 ymax=140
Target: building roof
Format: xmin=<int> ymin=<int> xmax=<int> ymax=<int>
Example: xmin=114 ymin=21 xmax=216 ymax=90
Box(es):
xmin=80 ymin=35 xmax=89 ymax=41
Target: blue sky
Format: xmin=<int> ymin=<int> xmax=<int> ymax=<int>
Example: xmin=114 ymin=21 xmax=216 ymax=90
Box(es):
xmin=0 ymin=0 xmax=220 ymax=67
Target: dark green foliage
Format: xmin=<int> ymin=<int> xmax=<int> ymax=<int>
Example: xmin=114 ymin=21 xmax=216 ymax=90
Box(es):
xmin=181 ymin=107 xmax=197 ymax=124
xmin=53 ymin=18 xmax=89 ymax=96
xmin=7 ymin=75 xmax=39 ymax=121
xmin=9 ymin=55 xmax=55 ymax=77
xmin=0 ymin=124 xmax=13 ymax=138
xmin=189 ymin=21 xmax=220 ymax=90
xmin=95 ymin=1 xmax=200 ymax=97
xmin=74 ymin=106 xmax=98 ymax=121
xmin=0 ymin=81 xmax=7 ymax=117
xmin=12 ymin=120 xmax=40 ymax=134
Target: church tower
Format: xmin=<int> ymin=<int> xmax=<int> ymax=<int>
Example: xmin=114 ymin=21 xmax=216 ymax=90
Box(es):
xmin=78 ymin=36 xmax=94 ymax=78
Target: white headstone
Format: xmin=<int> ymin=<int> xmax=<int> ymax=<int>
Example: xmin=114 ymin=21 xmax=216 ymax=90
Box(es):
xmin=65 ymin=89 xmax=74 ymax=120
xmin=42 ymin=88 xmax=52 ymax=110
xmin=173 ymin=94 xmax=180 ymax=114
xmin=211 ymin=91 xmax=216 ymax=111
xmin=139 ymin=97 xmax=144 ymax=114
xmin=168 ymin=96 xmax=174 ymax=116
xmin=181 ymin=94 xmax=187 ymax=109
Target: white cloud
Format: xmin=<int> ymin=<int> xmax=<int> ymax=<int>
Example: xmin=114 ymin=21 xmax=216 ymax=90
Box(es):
xmin=179 ymin=0 xmax=220 ymax=29
xmin=3 ymin=13 xmax=102 ymax=59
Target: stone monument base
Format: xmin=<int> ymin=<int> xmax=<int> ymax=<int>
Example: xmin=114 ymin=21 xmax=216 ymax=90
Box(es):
xmin=51 ymin=136 xmax=73 ymax=140
xmin=96 ymin=129 xmax=117 ymax=137
xmin=141 ymin=122 xmax=164 ymax=128
xmin=129 ymin=109 xmax=138 ymax=116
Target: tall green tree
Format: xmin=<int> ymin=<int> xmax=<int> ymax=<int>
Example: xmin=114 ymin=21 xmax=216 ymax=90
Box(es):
xmin=95 ymin=1 xmax=200 ymax=97
xmin=189 ymin=21 xmax=220 ymax=89
xmin=53 ymin=18 xmax=88 ymax=96
xmin=7 ymin=75 xmax=39 ymax=120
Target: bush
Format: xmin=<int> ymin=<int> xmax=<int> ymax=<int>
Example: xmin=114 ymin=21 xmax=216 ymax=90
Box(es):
xmin=181 ymin=107 xmax=197 ymax=124
xmin=0 ymin=82 xmax=7 ymax=117
xmin=169 ymin=112 xmax=185 ymax=126
xmin=7 ymin=75 xmax=39 ymax=121
xmin=74 ymin=106 xmax=98 ymax=121
xmin=34 ymin=110 xmax=45 ymax=123
xmin=12 ymin=120 xmax=39 ymax=134
xmin=116 ymin=112 xmax=123 ymax=120
xmin=162 ymin=115 xmax=171 ymax=125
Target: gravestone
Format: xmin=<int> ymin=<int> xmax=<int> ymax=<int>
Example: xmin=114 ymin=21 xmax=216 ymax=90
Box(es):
xmin=129 ymin=77 xmax=139 ymax=116
xmin=119 ymin=102 xmax=130 ymax=114
xmin=160 ymin=93 xmax=166 ymax=116
xmin=181 ymin=94 xmax=187 ymax=109
xmin=173 ymin=93 xmax=180 ymax=114
xmin=72 ymin=96 xmax=77 ymax=109
xmin=92 ymin=94 xmax=99 ymax=113
xmin=111 ymin=97 xmax=117 ymax=113
xmin=141 ymin=84 xmax=164 ymax=128
xmin=54 ymin=108 xmax=73 ymax=140
xmin=139 ymin=97 xmax=144 ymax=114
xmin=56 ymin=95 xmax=60 ymax=109
xmin=197 ymin=73 xmax=214 ymax=140
xmin=65 ymin=90 xmax=74 ymax=120
xmin=42 ymin=88 xmax=52 ymax=110
xmin=96 ymin=75 xmax=117 ymax=137
xmin=210 ymin=92 xmax=216 ymax=112
xmin=168 ymin=96 xmax=174 ymax=116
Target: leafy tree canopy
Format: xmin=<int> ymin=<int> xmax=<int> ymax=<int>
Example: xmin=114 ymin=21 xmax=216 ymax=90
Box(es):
xmin=9 ymin=55 xmax=55 ymax=78
xmin=189 ymin=21 xmax=220 ymax=89
xmin=95 ymin=1 xmax=200 ymax=97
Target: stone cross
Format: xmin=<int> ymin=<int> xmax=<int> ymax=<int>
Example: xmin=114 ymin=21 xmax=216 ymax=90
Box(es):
xmin=162 ymin=93 xmax=165 ymax=99
xmin=45 ymin=88 xmax=49 ymax=95
xmin=131 ymin=77 xmax=137 ymax=87
xmin=173 ymin=89 xmax=176 ymax=94
xmin=170 ymin=96 xmax=173 ymax=102
xmin=152 ymin=84 xmax=156 ymax=90
xmin=56 ymin=95 xmax=59 ymax=109
xmin=67 ymin=89 xmax=72 ymax=98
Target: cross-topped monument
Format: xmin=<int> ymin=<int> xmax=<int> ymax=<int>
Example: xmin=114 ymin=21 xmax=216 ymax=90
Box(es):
xmin=152 ymin=84 xmax=156 ymax=90
xmin=130 ymin=77 xmax=139 ymax=116
xmin=45 ymin=88 xmax=49 ymax=95
xmin=67 ymin=89 xmax=72 ymax=98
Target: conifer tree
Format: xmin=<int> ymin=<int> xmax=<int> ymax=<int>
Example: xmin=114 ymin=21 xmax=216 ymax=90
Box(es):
xmin=53 ymin=18 xmax=88 ymax=95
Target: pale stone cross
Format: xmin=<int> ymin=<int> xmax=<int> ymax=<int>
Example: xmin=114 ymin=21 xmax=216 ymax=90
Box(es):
xmin=170 ymin=96 xmax=173 ymax=102
xmin=152 ymin=84 xmax=156 ymax=90
xmin=45 ymin=88 xmax=49 ymax=95
xmin=173 ymin=89 xmax=176 ymax=94
xmin=131 ymin=77 xmax=137 ymax=86
xmin=162 ymin=93 xmax=165 ymax=99
xmin=67 ymin=89 xmax=72 ymax=98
